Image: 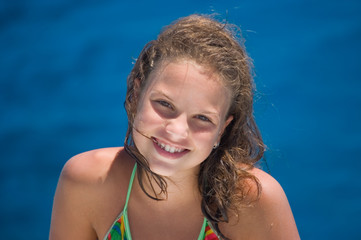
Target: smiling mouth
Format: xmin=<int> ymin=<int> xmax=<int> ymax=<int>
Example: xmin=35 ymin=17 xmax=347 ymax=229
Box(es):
xmin=152 ymin=137 xmax=188 ymax=154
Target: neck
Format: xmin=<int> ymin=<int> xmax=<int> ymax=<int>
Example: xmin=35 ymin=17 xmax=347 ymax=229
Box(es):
xmin=136 ymin=166 xmax=202 ymax=209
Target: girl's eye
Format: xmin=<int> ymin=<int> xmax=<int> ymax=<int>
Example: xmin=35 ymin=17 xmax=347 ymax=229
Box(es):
xmin=157 ymin=100 xmax=173 ymax=109
xmin=196 ymin=115 xmax=211 ymax=122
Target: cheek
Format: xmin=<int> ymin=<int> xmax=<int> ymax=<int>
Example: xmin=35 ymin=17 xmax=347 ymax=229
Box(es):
xmin=194 ymin=122 xmax=223 ymax=143
xmin=192 ymin=131 xmax=219 ymax=154
xmin=134 ymin=102 xmax=163 ymax=131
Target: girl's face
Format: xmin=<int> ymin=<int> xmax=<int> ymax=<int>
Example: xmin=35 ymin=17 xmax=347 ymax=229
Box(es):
xmin=133 ymin=60 xmax=233 ymax=178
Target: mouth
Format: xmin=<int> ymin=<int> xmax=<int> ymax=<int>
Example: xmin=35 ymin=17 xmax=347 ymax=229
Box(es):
xmin=152 ymin=137 xmax=189 ymax=155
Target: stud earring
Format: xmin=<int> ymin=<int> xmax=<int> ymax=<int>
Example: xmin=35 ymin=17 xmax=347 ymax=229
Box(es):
xmin=213 ymin=142 xmax=219 ymax=149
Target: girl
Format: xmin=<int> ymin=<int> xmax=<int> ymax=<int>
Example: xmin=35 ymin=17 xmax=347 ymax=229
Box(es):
xmin=50 ymin=14 xmax=300 ymax=240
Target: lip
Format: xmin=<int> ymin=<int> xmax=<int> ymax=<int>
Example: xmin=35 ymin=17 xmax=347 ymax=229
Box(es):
xmin=152 ymin=137 xmax=190 ymax=159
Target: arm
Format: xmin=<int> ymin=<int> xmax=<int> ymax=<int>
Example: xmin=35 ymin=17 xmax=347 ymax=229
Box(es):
xmin=253 ymin=168 xmax=300 ymax=239
xmin=221 ymin=168 xmax=300 ymax=240
xmin=49 ymin=154 xmax=98 ymax=240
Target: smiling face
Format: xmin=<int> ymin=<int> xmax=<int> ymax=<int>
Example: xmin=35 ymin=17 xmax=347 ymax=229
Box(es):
xmin=132 ymin=60 xmax=233 ymax=178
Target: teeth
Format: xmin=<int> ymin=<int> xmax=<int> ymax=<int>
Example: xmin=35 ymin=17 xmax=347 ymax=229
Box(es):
xmin=155 ymin=140 xmax=184 ymax=153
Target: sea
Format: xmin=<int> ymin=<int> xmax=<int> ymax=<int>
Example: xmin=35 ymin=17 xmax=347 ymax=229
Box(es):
xmin=1 ymin=0 xmax=360 ymax=239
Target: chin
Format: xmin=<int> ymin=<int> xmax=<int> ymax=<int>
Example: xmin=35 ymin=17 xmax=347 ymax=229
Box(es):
xmin=147 ymin=160 xmax=177 ymax=177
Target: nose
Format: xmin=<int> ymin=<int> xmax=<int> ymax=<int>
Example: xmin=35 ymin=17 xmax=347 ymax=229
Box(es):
xmin=164 ymin=114 xmax=189 ymax=140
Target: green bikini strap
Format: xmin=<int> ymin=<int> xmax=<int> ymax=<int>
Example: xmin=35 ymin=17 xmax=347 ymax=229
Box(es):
xmin=124 ymin=163 xmax=137 ymax=210
xmin=197 ymin=217 xmax=208 ymax=240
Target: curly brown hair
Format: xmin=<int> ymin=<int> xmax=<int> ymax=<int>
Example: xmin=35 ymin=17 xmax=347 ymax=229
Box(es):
xmin=123 ymin=14 xmax=265 ymax=239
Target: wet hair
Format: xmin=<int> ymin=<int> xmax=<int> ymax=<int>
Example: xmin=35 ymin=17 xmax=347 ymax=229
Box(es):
xmin=124 ymin=14 xmax=264 ymax=239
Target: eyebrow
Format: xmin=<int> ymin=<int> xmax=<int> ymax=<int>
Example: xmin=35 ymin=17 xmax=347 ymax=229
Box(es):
xmin=200 ymin=110 xmax=219 ymax=117
xmin=150 ymin=90 xmax=173 ymax=101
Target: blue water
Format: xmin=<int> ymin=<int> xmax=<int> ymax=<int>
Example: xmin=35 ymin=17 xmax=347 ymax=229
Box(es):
xmin=1 ymin=0 xmax=360 ymax=239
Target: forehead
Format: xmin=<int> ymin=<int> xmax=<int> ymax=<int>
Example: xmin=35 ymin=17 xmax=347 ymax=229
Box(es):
xmin=141 ymin=59 xmax=232 ymax=116
xmin=145 ymin=59 xmax=226 ymax=89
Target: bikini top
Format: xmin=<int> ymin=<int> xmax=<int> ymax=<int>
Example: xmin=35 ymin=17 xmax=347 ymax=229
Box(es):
xmin=103 ymin=164 xmax=220 ymax=240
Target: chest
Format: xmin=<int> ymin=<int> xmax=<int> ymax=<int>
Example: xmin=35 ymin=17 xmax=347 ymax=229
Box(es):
xmin=126 ymin=202 xmax=205 ymax=240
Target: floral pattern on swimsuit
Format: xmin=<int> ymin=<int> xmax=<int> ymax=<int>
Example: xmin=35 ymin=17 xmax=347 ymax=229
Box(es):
xmin=106 ymin=214 xmax=219 ymax=240
xmin=106 ymin=214 xmax=127 ymax=240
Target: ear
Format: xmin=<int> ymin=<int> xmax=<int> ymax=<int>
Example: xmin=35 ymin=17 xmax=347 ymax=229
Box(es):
xmin=217 ymin=115 xmax=233 ymax=142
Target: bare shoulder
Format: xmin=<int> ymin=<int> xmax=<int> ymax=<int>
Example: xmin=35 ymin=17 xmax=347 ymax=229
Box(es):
xmin=50 ymin=147 xmax=133 ymax=240
xmin=221 ymin=167 xmax=300 ymax=240
xmin=249 ymin=167 xmax=287 ymax=203
xmin=61 ymin=147 xmax=124 ymax=184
